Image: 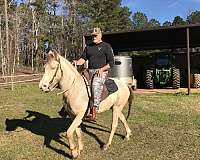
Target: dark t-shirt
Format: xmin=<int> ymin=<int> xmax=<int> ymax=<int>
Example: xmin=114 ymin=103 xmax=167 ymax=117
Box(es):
xmin=81 ymin=42 xmax=114 ymax=69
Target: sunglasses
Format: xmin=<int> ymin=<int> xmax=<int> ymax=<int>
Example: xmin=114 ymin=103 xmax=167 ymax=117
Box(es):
xmin=92 ymin=35 xmax=98 ymax=37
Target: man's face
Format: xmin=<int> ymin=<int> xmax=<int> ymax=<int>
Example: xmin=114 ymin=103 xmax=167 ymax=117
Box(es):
xmin=92 ymin=33 xmax=102 ymax=44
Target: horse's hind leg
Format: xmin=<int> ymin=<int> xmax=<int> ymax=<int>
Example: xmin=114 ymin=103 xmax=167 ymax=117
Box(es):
xmin=66 ymin=114 xmax=84 ymax=159
xmin=75 ymin=127 xmax=83 ymax=155
xmin=102 ymin=106 xmax=119 ymax=151
xmin=118 ymin=112 xmax=132 ymax=140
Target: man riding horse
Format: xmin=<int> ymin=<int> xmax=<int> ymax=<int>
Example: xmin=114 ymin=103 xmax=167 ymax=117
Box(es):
xmin=74 ymin=28 xmax=114 ymax=121
xmin=39 ymin=47 xmax=132 ymax=159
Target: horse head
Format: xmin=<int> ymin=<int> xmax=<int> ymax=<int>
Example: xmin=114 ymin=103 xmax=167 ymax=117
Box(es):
xmin=39 ymin=49 xmax=62 ymax=92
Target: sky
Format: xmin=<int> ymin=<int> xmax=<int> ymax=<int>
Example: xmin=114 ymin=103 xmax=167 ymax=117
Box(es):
xmin=122 ymin=0 xmax=200 ymax=24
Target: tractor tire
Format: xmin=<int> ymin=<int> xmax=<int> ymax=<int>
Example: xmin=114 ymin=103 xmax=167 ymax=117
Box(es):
xmin=146 ymin=69 xmax=154 ymax=89
xmin=172 ymin=67 xmax=180 ymax=89
xmin=193 ymin=73 xmax=200 ymax=88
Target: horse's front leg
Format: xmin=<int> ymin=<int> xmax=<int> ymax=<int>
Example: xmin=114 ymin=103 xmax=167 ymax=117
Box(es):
xmin=75 ymin=127 xmax=83 ymax=155
xmin=66 ymin=113 xmax=84 ymax=159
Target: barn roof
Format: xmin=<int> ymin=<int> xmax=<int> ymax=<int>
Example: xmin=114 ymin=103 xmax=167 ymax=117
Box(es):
xmin=84 ymin=24 xmax=200 ymax=52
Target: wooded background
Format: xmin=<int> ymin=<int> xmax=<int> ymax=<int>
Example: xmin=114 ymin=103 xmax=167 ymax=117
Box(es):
xmin=1 ymin=0 xmax=200 ymax=76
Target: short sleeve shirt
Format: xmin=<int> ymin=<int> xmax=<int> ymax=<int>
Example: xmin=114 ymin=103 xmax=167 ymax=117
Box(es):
xmin=81 ymin=42 xmax=114 ymax=69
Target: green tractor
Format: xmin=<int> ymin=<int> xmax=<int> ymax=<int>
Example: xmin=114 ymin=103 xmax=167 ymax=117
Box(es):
xmin=145 ymin=54 xmax=180 ymax=89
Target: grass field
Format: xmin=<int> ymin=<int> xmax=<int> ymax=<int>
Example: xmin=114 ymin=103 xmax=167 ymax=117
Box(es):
xmin=1 ymin=84 xmax=200 ymax=160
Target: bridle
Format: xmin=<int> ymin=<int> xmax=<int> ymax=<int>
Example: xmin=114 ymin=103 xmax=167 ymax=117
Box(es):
xmin=49 ymin=62 xmax=61 ymax=88
xmin=46 ymin=59 xmax=76 ymax=95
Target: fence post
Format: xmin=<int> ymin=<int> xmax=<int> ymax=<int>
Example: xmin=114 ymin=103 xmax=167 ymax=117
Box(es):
xmin=11 ymin=73 xmax=14 ymax=90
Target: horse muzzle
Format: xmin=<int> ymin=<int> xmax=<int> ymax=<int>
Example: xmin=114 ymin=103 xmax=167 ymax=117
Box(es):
xmin=39 ymin=81 xmax=58 ymax=92
xmin=39 ymin=81 xmax=51 ymax=92
xmin=40 ymin=84 xmax=50 ymax=92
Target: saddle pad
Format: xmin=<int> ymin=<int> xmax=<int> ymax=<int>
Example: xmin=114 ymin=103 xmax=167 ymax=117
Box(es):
xmin=105 ymin=79 xmax=118 ymax=94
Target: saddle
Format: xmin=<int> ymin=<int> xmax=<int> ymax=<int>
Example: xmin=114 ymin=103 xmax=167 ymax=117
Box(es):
xmin=82 ymin=69 xmax=118 ymax=103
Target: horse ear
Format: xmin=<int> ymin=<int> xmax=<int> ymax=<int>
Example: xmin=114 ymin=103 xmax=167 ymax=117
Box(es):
xmin=48 ymin=49 xmax=60 ymax=61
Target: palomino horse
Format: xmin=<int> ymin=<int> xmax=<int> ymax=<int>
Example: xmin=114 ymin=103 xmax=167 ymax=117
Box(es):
xmin=39 ymin=49 xmax=132 ymax=159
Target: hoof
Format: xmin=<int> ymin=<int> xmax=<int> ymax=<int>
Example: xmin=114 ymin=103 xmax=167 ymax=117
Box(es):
xmin=124 ymin=135 xmax=130 ymax=141
xmin=125 ymin=137 xmax=130 ymax=141
xmin=124 ymin=132 xmax=132 ymax=141
xmin=101 ymin=144 xmax=110 ymax=151
xmin=77 ymin=147 xmax=83 ymax=156
xmin=71 ymin=148 xmax=79 ymax=159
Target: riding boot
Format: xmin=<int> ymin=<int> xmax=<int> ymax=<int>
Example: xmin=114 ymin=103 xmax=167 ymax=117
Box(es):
xmin=86 ymin=106 xmax=96 ymax=122
xmin=91 ymin=106 xmax=96 ymax=121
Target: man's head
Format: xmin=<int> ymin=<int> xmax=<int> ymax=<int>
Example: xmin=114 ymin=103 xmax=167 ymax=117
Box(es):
xmin=92 ymin=28 xmax=102 ymax=44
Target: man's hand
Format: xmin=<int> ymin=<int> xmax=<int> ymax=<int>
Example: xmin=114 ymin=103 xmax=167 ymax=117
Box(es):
xmin=73 ymin=58 xmax=85 ymax=66
xmin=96 ymin=68 xmax=104 ymax=77
xmin=72 ymin=60 xmax=77 ymax=68
xmin=96 ymin=64 xmax=110 ymax=77
xmin=72 ymin=60 xmax=77 ymax=65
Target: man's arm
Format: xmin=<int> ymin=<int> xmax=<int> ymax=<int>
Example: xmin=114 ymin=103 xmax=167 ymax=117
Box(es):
xmin=73 ymin=47 xmax=87 ymax=65
xmin=105 ymin=44 xmax=114 ymax=68
xmin=100 ymin=64 xmax=111 ymax=71
xmin=97 ymin=63 xmax=111 ymax=76
xmin=74 ymin=58 xmax=85 ymax=65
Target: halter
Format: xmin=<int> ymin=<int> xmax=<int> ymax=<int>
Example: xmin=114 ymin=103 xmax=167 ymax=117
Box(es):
xmin=47 ymin=58 xmax=77 ymax=95
xmin=49 ymin=61 xmax=61 ymax=88
xmin=56 ymin=61 xmax=77 ymax=95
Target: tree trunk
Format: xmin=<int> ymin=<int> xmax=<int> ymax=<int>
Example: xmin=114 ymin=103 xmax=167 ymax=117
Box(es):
xmin=0 ymin=16 xmax=5 ymax=77
xmin=31 ymin=9 xmax=35 ymax=72
xmin=31 ymin=8 xmax=39 ymax=73
xmin=35 ymin=21 xmax=39 ymax=73
xmin=16 ymin=9 xmax=20 ymax=68
xmin=4 ymin=0 xmax=10 ymax=76
xmin=10 ymin=36 xmax=14 ymax=90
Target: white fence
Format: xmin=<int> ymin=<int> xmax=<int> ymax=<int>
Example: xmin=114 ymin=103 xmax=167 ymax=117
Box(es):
xmin=0 ymin=74 xmax=43 ymax=89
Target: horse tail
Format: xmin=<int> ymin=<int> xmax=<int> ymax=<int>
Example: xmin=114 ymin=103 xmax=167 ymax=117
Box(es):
xmin=126 ymin=86 xmax=134 ymax=121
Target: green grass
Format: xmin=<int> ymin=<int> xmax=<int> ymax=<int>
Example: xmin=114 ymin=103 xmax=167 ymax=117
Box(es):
xmin=1 ymin=84 xmax=200 ymax=159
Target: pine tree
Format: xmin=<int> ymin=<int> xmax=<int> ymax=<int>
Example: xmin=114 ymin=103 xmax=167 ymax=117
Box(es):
xmin=80 ymin=0 xmax=132 ymax=32
xmin=132 ymin=12 xmax=148 ymax=29
xmin=187 ymin=11 xmax=200 ymax=24
xmin=172 ymin=16 xmax=187 ymax=26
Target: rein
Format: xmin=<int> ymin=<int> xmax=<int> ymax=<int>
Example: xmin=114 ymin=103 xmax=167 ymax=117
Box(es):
xmin=57 ymin=77 xmax=76 ymax=95
xmin=55 ymin=59 xmax=77 ymax=95
xmin=48 ymin=59 xmax=85 ymax=96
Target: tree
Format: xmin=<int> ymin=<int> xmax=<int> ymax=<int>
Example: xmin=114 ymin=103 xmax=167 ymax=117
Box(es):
xmin=187 ymin=11 xmax=200 ymax=24
xmin=4 ymin=0 xmax=10 ymax=75
xmin=148 ymin=18 xmax=160 ymax=28
xmin=104 ymin=6 xmax=133 ymax=31
xmin=162 ymin=21 xmax=171 ymax=27
xmin=80 ymin=0 xmax=132 ymax=32
xmin=172 ymin=16 xmax=187 ymax=26
xmin=0 ymin=15 xmax=5 ymax=76
xmin=0 ymin=0 xmax=135 ymax=75
xmin=132 ymin=12 xmax=148 ymax=29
